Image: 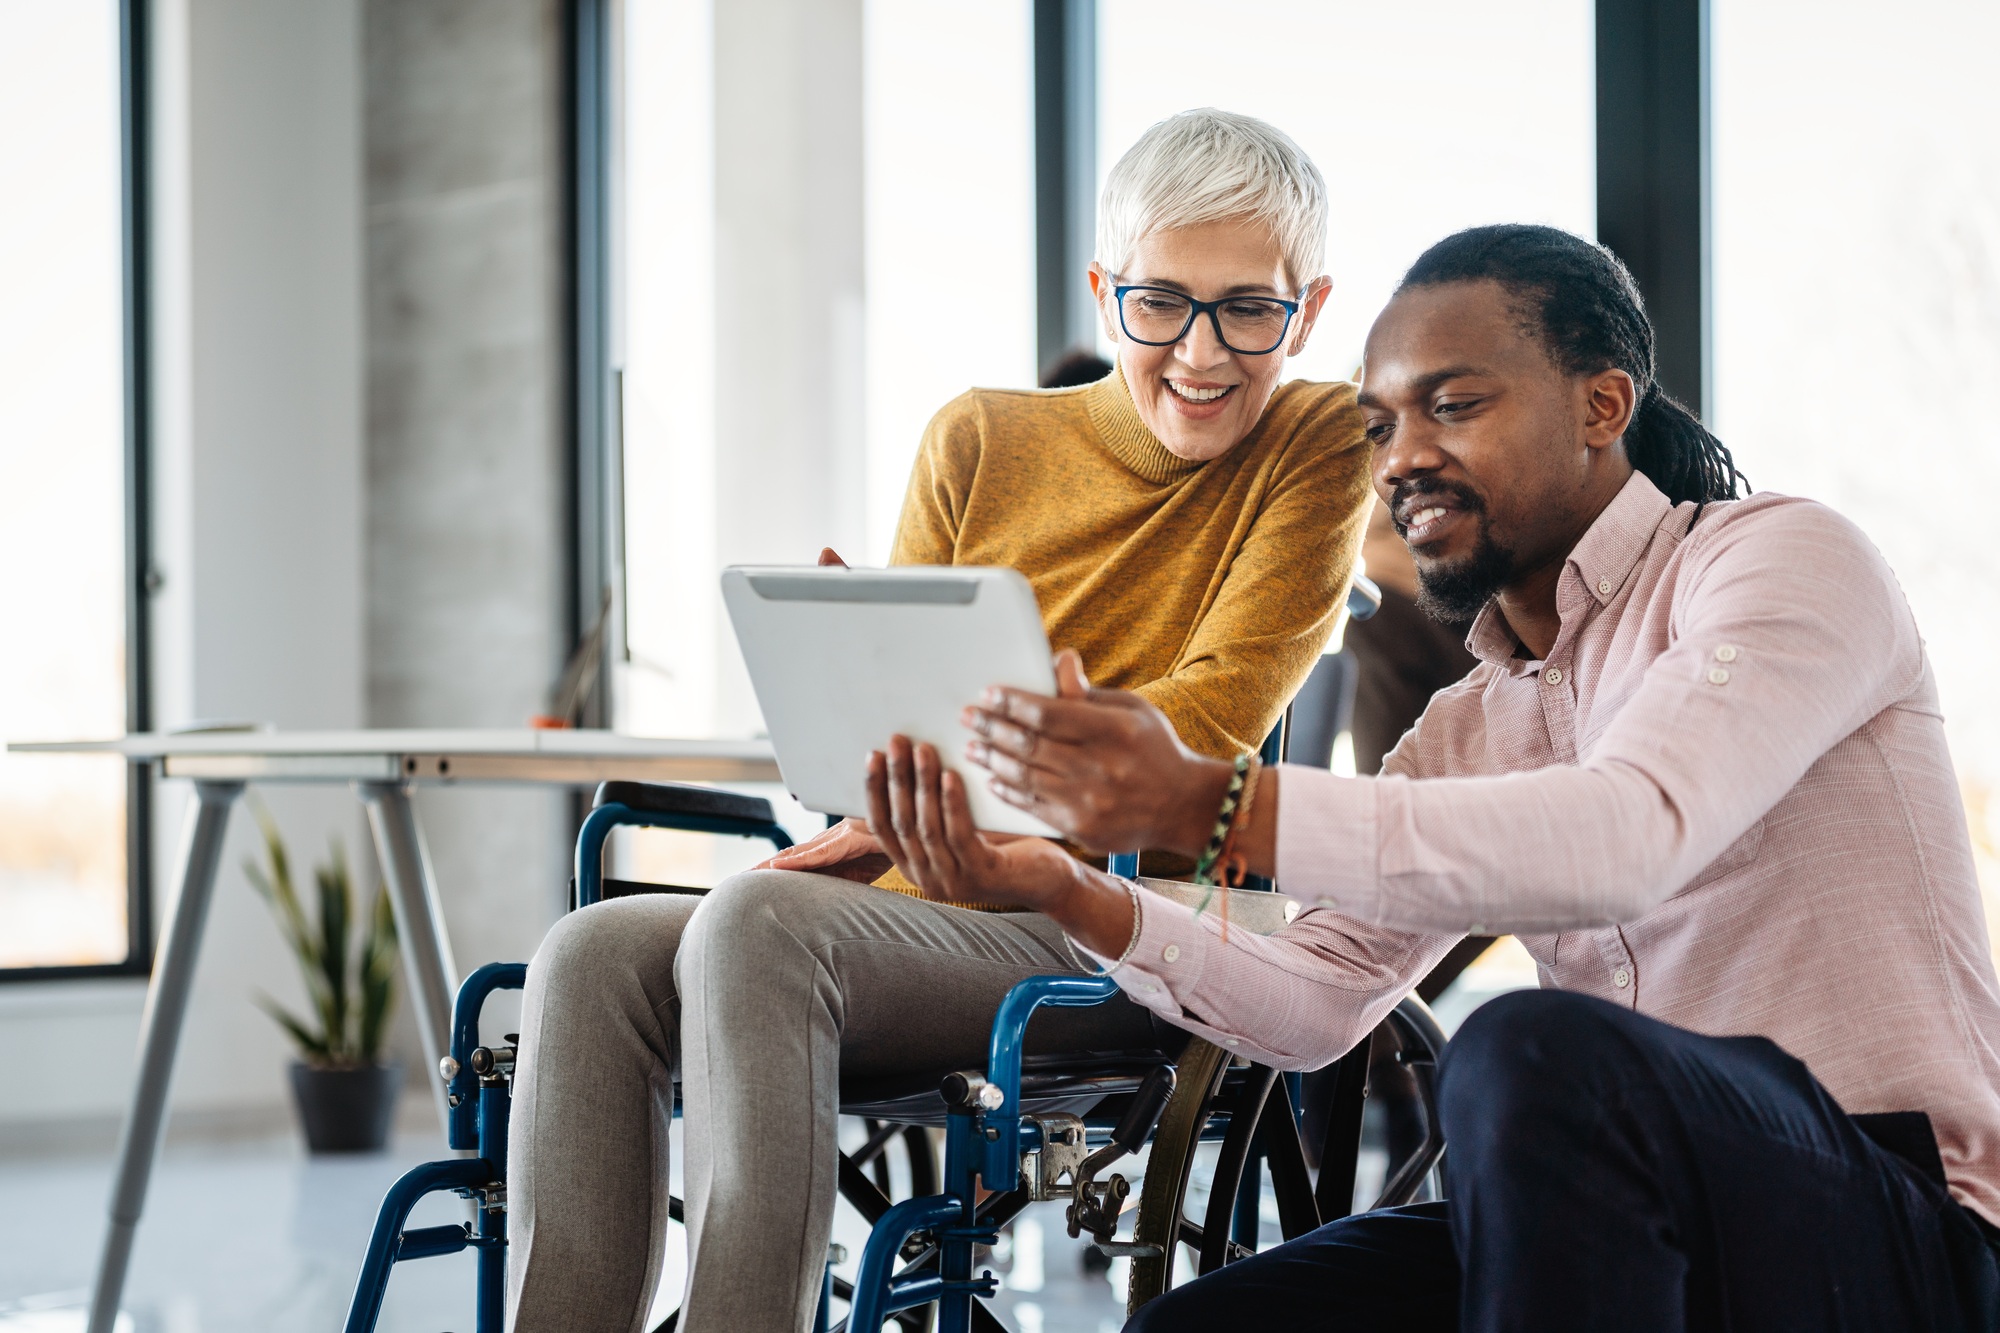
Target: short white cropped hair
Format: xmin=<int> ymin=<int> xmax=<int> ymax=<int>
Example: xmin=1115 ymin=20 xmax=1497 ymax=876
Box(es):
xmin=1096 ymin=108 xmax=1328 ymax=291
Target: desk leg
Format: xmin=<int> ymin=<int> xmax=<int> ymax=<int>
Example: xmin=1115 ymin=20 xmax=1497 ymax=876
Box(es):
xmin=357 ymin=781 xmax=458 ymax=1141
xmin=87 ymin=779 xmax=242 ymax=1333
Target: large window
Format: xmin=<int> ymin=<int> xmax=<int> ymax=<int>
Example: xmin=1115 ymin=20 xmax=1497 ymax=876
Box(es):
xmin=0 ymin=0 xmax=145 ymax=974
xmin=1711 ymin=0 xmax=2000 ymax=936
xmin=1098 ymin=0 xmax=1596 ymax=383
xmin=615 ymin=0 xmax=1035 ymax=747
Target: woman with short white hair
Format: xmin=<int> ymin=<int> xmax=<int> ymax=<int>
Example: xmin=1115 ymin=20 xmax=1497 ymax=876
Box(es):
xmin=507 ymin=108 xmax=1372 ymax=1332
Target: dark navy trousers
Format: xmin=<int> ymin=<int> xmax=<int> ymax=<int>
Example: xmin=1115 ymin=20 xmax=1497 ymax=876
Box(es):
xmin=1129 ymin=990 xmax=2000 ymax=1332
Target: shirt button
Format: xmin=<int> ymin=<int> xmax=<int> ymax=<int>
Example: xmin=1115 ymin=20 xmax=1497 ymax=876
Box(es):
xmin=1613 ymin=967 xmax=1631 ymax=989
xmin=1708 ymin=667 xmax=1731 ymax=685
xmin=1714 ymin=645 xmax=1738 ymax=662
xmin=1596 ymin=578 xmax=1613 ymax=597
xmin=1138 ymin=983 xmax=1158 ymax=995
xmin=1223 ymin=1038 xmax=1240 ymax=1048
xmin=1543 ymin=667 xmax=1563 ymax=686
xmin=1162 ymin=944 xmax=1181 ymax=963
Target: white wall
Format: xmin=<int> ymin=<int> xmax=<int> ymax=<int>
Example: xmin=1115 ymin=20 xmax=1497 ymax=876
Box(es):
xmin=0 ymin=0 xmax=368 ymax=1140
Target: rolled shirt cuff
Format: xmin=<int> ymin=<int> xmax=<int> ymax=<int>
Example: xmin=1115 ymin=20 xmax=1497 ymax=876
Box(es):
xmin=1071 ymin=882 xmax=1216 ymax=1021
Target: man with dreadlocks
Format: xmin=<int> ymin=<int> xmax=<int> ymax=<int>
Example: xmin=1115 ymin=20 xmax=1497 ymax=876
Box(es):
xmin=860 ymin=224 xmax=2000 ymax=1329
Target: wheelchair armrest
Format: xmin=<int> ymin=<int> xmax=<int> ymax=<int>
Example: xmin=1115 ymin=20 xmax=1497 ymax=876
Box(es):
xmin=445 ymin=961 xmax=528 ymax=1151
xmin=575 ymin=781 xmax=795 ymax=908
xmin=594 ymin=779 xmax=779 ymax=826
xmin=975 ymin=973 xmax=1123 ymax=1187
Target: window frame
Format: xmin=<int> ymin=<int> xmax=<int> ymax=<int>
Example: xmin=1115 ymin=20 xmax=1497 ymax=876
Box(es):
xmin=1 ymin=0 xmax=156 ymax=984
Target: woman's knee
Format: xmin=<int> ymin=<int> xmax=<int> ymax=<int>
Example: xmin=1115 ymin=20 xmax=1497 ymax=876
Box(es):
xmin=527 ymin=895 xmax=692 ymax=1016
xmin=680 ymin=868 xmax=835 ymax=969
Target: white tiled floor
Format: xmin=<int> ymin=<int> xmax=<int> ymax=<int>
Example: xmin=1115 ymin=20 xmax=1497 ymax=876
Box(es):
xmin=0 ymin=1132 xmax=477 ymax=1333
xmin=0 ymin=1123 xmax=1131 ymax=1333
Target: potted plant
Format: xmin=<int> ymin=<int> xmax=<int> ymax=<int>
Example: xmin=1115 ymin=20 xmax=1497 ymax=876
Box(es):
xmin=245 ymin=806 xmax=402 ymax=1153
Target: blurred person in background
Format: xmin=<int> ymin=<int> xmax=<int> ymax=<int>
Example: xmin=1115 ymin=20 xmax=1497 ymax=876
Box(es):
xmin=1040 ymin=345 xmax=1114 ymax=388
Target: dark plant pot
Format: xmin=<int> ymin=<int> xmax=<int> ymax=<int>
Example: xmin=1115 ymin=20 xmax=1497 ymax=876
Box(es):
xmin=289 ymin=1060 xmax=401 ymax=1153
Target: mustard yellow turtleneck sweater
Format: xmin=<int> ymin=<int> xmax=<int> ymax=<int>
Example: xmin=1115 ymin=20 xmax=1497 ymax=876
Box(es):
xmin=871 ymin=365 xmax=1371 ymax=902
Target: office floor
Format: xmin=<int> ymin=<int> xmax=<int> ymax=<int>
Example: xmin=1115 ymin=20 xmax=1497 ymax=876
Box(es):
xmin=0 ymin=1121 xmax=1134 ymax=1333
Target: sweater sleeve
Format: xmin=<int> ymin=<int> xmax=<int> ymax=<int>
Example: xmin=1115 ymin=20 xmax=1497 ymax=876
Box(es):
xmin=888 ymin=393 xmax=982 ymax=567
xmin=1133 ymin=387 xmax=1373 ymax=757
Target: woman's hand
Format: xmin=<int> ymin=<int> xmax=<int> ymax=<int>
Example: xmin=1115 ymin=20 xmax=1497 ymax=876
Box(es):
xmin=960 ymin=650 xmax=1229 ymax=857
xmin=863 ymin=736 xmax=1081 ymax=910
xmin=863 ymin=734 xmax=1139 ymax=954
xmin=860 ymin=732 xmax=1080 ymax=908
xmin=756 ymin=817 xmax=893 ymax=885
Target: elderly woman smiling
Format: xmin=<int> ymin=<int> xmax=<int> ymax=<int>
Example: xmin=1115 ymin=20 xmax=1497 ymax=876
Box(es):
xmin=506 ymin=108 xmax=1372 ymax=1333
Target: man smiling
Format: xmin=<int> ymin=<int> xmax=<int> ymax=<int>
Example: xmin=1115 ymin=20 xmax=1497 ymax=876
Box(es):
xmin=866 ymin=225 xmax=2000 ymax=1330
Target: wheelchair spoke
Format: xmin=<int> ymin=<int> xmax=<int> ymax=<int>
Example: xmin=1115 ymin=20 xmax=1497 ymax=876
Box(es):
xmin=1198 ymin=1065 xmax=1278 ymax=1274
xmin=969 ymin=1302 xmax=1011 ymax=1333
xmin=838 ymin=1150 xmax=895 ymax=1225
xmin=1257 ymin=1082 xmax=1323 ymax=1241
xmin=1175 ymin=1218 xmax=1252 ymax=1265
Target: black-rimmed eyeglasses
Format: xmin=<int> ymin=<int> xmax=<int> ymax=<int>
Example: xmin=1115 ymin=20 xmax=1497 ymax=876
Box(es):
xmin=1112 ymin=284 xmax=1302 ymax=356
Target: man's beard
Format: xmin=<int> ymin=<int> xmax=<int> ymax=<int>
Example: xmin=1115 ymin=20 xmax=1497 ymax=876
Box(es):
xmin=1392 ymin=480 xmax=1517 ymax=624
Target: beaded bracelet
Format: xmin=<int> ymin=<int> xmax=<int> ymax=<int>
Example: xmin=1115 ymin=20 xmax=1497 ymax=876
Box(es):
xmin=1191 ymin=751 xmax=1255 ymax=887
xmin=1215 ymin=756 xmax=1263 ymax=890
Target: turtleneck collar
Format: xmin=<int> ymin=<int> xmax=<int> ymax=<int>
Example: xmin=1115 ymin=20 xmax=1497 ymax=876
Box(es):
xmin=1083 ymin=362 xmax=1210 ymax=485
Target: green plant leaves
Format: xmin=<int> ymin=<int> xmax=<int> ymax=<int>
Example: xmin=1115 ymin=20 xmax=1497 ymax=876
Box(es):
xmin=244 ymin=803 xmax=399 ymax=1068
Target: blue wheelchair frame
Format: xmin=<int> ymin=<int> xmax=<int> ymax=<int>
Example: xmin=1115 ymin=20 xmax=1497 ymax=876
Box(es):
xmin=341 ymin=579 xmax=1407 ymax=1333
xmin=339 ymin=789 xmax=796 ymax=1333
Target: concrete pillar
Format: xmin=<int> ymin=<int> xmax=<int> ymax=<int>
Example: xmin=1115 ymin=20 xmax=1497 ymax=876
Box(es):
xmin=362 ymin=0 xmax=569 ymax=983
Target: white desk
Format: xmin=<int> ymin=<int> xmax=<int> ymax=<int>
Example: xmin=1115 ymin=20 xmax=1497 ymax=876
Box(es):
xmin=7 ymin=729 xmax=779 ymax=1333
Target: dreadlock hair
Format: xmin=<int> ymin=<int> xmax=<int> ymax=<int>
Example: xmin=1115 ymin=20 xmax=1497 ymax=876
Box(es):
xmin=1398 ymin=224 xmax=1748 ymax=506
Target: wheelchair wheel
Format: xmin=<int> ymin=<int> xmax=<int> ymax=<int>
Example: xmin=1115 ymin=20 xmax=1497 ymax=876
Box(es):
xmin=1124 ymin=1037 xmax=1232 ymax=1313
xmin=1123 ymin=997 xmax=1448 ymax=1318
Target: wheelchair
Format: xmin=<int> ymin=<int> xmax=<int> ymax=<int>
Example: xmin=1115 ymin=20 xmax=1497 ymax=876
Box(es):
xmin=340 ymin=582 xmax=1463 ymax=1333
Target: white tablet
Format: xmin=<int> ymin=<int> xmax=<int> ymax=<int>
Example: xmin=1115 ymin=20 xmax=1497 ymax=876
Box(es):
xmin=721 ymin=565 xmax=1061 ymax=838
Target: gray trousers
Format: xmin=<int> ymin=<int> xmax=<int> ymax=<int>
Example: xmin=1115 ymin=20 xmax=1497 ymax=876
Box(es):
xmin=506 ymin=868 xmax=1158 ymax=1333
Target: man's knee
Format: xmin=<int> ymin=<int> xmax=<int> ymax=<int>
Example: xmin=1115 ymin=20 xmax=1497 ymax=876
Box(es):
xmin=1439 ymin=990 xmax=1646 ymax=1155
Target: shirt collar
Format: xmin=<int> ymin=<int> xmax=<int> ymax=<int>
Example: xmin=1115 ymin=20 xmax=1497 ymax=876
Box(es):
xmin=1463 ymin=470 xmax=1673 ymax=668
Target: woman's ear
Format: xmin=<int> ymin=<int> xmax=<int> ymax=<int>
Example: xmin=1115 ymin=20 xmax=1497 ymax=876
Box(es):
xmin=1087 ymin=264 xmax=1121 ymax=345
xmin=1288 ymin=275 xmax=1333 ymax=356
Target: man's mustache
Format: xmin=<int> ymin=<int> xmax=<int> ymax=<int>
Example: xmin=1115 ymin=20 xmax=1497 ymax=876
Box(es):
xmin=1388 ymin=479 xmax=1486 ymax=536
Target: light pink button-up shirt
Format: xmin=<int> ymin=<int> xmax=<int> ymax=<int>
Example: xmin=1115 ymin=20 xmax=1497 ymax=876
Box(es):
xmin=1092 ymin=471 xmax=2000 ymax=1222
